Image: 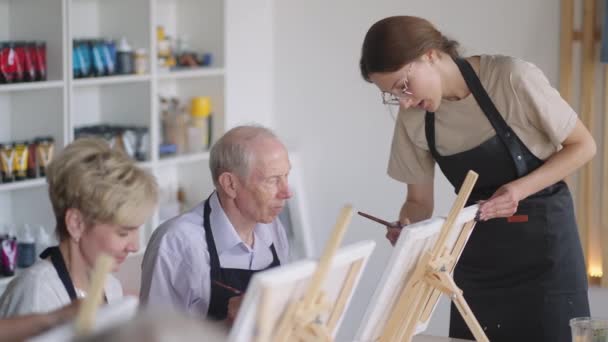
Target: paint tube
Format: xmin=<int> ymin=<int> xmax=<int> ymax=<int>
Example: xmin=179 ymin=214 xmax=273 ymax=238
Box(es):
xmin=0 ymin=235 xmax=17 ymax=276
xmin=13 ymin=141 xmax=28 ymax=181
xmin=0 ymin=144 xmax=15 ymax=183
xmin=36 ymin=137 xmax=54 ymax=177
xmin=27 ymin=141 xmax=37 ymax=178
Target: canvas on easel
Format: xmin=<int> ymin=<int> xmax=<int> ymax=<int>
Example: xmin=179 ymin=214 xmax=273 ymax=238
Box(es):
xmin=356 ymin=170 xmax=489 ymax=342
xmin=29 ymin=298 xmax=139 ymax=342
xmin=229 ymin=206 xmax=376 ymax=342
xmin=279 ymin=152 xmax=315 ymax=260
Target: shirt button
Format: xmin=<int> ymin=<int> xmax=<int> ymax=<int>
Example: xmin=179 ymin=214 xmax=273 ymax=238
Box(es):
xmin=517 ymin=155 xmax=522 ymax=160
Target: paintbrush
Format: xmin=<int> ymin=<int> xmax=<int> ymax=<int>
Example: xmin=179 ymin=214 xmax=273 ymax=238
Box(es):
xmin=213 ymin=280 xmax=242 ymax=295
xmin=357 ymin=211 xmax=403 ymax=228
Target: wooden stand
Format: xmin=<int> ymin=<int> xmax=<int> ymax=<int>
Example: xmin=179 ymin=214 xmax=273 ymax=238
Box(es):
xmin=257 ymin=205 xmax=355 ymax=342
xmin=603 ymin=66 xmax=608 ymax=287
xmin=74 ymin=254 xmax=114 ymax=336
xmin=379 ymin=171 xmax=489 ymax=342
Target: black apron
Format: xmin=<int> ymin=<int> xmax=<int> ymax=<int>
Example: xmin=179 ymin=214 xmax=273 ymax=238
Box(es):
xmin=39 ymin=246 xmax=79 ymax=302
xmin=425 ymin=58 xmax=589 ymax=342
xmin=203 ymin=196 xmax=281 ymax=320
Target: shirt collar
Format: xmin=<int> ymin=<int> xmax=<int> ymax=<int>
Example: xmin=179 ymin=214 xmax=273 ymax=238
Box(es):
xmin=208 ymin=192 xmax=274 ymax=255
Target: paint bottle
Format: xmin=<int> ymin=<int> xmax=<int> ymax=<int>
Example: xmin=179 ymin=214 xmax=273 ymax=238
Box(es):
xmin=116 ymin=37 xmax=134 ymax=75
xmin=13 ymin=141 xmax=28 ymax=181
xmin=102 ymin=39 xmax=116 ymax=75
xmin=134 ymin=48 xmax=148 ymax=74
xmin=73 ymin=40 xmax=83 ymax=78
xmin=91 ymin=39 xmax=106 ymax=77
xmin=78 ymin=40 xmax=92 ymax=78
xmin=0 ymin=143 xmax=15 ymax=183
xmin=0 ymin=235 xmax=17 ymax=276
xmin=34 ymin=41 xmax=46 ymax=81
xmin=35 ymin=226 xmax=55 ymax=259
xmin=188 ymin=96 xmax=212 ymax=152
xmin=17 ymin=224 xmax=35 ymax=268
xmin=16 ymin=42 xmax=36 ymax=82
xmin=0 ymin=42 xmax=21 ymax=83
xmin=27 ymin=140 xmax=38 ymax=179
xmin=35 ymin=137 xmax=54 ymax=177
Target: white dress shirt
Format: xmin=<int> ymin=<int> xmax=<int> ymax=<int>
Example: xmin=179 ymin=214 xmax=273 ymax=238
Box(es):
xmin=139 ymin=192 xmax=289 ymax=316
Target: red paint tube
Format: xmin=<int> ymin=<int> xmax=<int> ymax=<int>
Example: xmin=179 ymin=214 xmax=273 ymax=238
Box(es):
xmin=34 ymin=41 xmax=46 ymax=81
xmin=0 ymin=42 xmax=22 ymax=83
xmin=23 ymin=42 xmax=37 ymax=82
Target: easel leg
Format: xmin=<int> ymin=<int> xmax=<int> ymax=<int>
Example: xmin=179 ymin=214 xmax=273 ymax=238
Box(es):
xmin=451 ymin=293 xmax=489 ymax=342
xmin=379 ymin=253 xmax=432 ymax=342
xmin=437 ymin=272 xmax=489 ymax=342
xmin=255 ymin=289 xmax=272 ymax=342
xmin=399 ymin=282 xmax=434 ymax=342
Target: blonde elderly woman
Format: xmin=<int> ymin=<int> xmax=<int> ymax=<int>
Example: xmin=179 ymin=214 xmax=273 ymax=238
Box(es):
xmin=0 ymin=138 xmax=158 ymax=317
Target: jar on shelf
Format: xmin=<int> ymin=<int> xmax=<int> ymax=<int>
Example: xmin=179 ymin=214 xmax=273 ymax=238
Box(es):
xmin=116 ymin=37 xmax=134 ymax=75
xmin=134 ymin=48 xmax=147 ymax=75
xmin=188 ymin=96 xmax=212 ymax=153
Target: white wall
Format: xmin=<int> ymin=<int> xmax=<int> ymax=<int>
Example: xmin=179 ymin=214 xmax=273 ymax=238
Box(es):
xmin=273 ymin=0 xmax=608 ymax=340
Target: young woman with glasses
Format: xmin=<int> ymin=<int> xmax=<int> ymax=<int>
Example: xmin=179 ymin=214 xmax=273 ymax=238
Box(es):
xmin=360 ymin=15 xmax=595 ymax=342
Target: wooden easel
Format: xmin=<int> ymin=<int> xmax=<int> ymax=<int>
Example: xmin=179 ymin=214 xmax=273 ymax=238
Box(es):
xmin=379 ymin=170 xmax=489 ymax=342
xmin=255 ymin=205 xmax=356 ymax=342
xmin=74 ymin=254 xmax=115 ymax=336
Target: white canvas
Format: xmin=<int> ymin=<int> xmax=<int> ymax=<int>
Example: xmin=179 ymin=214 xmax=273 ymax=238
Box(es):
xmin=279 ymin=152 xmax=315 ymax=260
xmin=29 ymin=296 xmax=139 ymax=342
xmin=356 ymin=205 xmax=478 ymax=341
xmin=228 ymin=240 xmax=376 ymax=342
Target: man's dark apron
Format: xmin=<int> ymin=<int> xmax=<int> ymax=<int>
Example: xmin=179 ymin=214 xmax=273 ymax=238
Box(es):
xmin=203 ymin=196 xmax=281 ymax=320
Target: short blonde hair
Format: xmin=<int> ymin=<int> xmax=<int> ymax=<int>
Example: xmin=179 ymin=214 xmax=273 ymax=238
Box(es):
xmin=47 ymin=138 xmax=158 ymax=241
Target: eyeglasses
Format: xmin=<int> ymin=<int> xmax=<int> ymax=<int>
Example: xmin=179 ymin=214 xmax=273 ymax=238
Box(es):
xmin=381 ymin=64 xmax=413 ymax=106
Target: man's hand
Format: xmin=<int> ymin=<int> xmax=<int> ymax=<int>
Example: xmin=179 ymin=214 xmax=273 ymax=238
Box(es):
xmin=227 ymin=295 xmax=244 ymax=323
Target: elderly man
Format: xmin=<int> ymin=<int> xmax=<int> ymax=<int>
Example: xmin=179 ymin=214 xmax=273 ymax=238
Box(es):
xmin=140 ymin=125 xmax=292 ymax=321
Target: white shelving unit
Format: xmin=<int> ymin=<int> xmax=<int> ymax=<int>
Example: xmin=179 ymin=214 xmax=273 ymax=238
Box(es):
xmin=157 ymin=67 xmax=225 ymax=80
xmin=0 ymin=0 xmax=275 ymax=290
xmin=72 ymin=74 xmax=151 ymax=87
xmin=0 ymin=80 xmax=65 ymax=93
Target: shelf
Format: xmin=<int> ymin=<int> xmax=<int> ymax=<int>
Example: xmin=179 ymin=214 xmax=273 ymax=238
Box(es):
xmin=157 ymin=152 xmax=210 ymax=168
xmin=157 ymin=68 xmax=225 ymax=81
xmin=0 ymin=81 xmax=64 ymax=93
xmin=73 ymin=74 xmax=151 ymax=87
xmin=0 ymin=178 xmax=47 ymax=192
xmin=0 ymin=0 xmax=268 ymax=274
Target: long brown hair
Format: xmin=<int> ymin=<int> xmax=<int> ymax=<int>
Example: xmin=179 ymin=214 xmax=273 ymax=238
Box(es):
xmin=360 ymin=16 xmax=460 ymax=82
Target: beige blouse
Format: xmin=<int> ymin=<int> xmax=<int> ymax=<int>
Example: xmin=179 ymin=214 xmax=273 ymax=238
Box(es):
xmin=387 ymin=54 xmax=578 ymax=184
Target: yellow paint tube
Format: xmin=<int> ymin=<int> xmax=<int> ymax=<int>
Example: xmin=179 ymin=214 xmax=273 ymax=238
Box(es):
xmin=13 ymin=142 xmax=28 ymax=181
xmin=0 ymin=144 xmax=15 ymax=183
xmin=36 ymin=137 xmax=55 ymax=177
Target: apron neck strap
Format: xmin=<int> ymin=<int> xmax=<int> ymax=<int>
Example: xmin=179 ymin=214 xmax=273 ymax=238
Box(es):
xmin=39 ymin=246 xmax=78 ymax=301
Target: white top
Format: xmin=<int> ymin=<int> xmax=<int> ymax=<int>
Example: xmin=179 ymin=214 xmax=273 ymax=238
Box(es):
xmin=0 ymin=258 xmax=123 ymax=317
xmin=140 ymin=192 xmax=290 ymax=316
